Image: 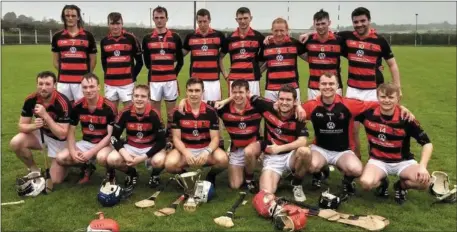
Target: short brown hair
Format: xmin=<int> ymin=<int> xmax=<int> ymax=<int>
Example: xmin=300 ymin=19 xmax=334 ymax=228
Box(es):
xmin=107 ymin=12 xmax=123 ymax=24
xmin=36 ymin=71 xmax=57 ymax=83
xmin=319 ymin=71 xmax=340 ymax=84
xmin=377 ymin=83 xmax=400 ymax=96
xmin=133 ymin=84 xmax=150 ymax=98
xmin=278 ymin=84 xmax=297 ymax=100
xmin=231 ymin=79 xmax=249 ymax=91
xmin=82 ymin=73 xmax=99 ymax=84
xmin=153 ymin=6 xmax=168 ymax=18
xmin=197 ymin=8 xmax=211 ymax=20
xmin=186 ymin=78 xmax=204 ymax=90
xmin=271 ymin=17 xmax=289 ymax=30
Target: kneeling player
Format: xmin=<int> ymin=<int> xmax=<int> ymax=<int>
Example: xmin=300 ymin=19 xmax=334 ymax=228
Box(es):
xmin=165 ymin=78 xmax=228 ymax=186
xmin=248 ymin=85 xmax=311 ymax=201
xmin=55 ymin=73 xmax=117 ymax=184
xmin=357 ymin=83 xmax=433 ymax=204
xmin=9 ymin=71 xmax=71 ymax=184
xmin=106 ymin=85 xmax=167 ymax=187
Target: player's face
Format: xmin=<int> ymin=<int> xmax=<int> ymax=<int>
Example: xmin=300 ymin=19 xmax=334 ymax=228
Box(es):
xmin=132 ymin=88 xmax=149 ymax=110
xmin=231 ymin=86 xmax=249 ymax=105
xmin=81 ymin=78 xmax=99 ymax=100
xmin=36 ymin=76 xmax=55 ymax=99
xmin=197 ymin=15 xmax=211 ymax=32
xmin=109 ymin=19 xmax=123 ymax=36
xmin=319 ymin=75 xmax=338 ymax=98
xmin=236 ymin=13 xmax=252 ymax=30
xmin=277 ymin=92 xmax=295 ymax=113
xmin=153 ymin=11 xmax=168 ymax=29
xmin=314 ymin=18 xmax=330 ymax=36
xmin=352 ymin=15 xmax=370 ymax=36
xmin=64 ymin=9 xmax=79 ymax=28
xmin=378 ymin=91 xmax=399 ymax=111
xmin=186 ymin=84 xmax=203 ymax=104
xmin=272 ymin=23 xmax=288 ymax=42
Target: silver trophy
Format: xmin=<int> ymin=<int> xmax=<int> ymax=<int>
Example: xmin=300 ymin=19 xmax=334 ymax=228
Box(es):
xmin=175 ymin=170 xmax=202 ymax=212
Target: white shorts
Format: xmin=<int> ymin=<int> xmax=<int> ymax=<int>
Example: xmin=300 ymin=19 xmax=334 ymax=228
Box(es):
xmin=229 ymin=80 xmax=260 ymax=96
xmin=105 ymin=83 xmax=134 ymax=103
xmin=346 ymin=86 xmax=378 ymax=101
xmin=123 ymin=144 xmax=153 ymax=168
xmin=310 ymin=144 xmax=353 ymax=166
xmin=368 ymin=158 xmax=417 ymax=176
xmin=229 ymin=148 xmax=245 ymax=166
xmin=188 ymin=147 xmax=208 ymax=157
xmin=149 ymin=80 xmax=179 ymax=102
xmin=32 ymin=130 xmax=67 ymax=158
xmin=307 ymin=88 xmax=343 ymax=100
xmin=262 ymin=150 xmax=295 ymax=176
xmin=75 ymin=140 xmax=96 ymax=152
xmin=264 ymin=88 xmax=301 ymax=103
xmin=57 ymin=83 xmax=83 ymax=101
xmin=202 ymin=80 xmax=221 ymax=101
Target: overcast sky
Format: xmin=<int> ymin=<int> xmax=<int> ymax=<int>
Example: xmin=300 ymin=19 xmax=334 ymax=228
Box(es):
xmin=2 ymin=0 xmax=456 ymax=29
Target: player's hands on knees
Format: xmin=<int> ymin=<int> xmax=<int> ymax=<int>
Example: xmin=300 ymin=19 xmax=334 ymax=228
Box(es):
xmin=34 ymin=118 xmax=45 ymax=129
xmin=178 ymin=99 xmax=186 ymax=114
xmin=265 ymin=142 xmax=280 ymax=154
xmin=75 ymin=151 xmax=88 ymax=163
xmin=416 ymin=165 xmax=430 ymax=184
xmin=185 ymin=154 xmax=197 ymax=167
xmin=399 ymin=106 xmax=415 ymax=121
xmin=194 ymin=152 xmax=209 ymax=166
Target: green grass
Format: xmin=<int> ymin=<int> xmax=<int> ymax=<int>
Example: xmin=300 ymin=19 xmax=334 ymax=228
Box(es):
xmin=1 ymin=45 xmax=456 ymax=231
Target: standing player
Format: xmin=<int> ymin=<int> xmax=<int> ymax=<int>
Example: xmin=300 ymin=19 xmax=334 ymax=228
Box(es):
xmin=165 ymin=78 xmax=229 ymax=186
xmin=52 ymin=5 xmax=97 ymax=102
xmin=9 ymin=71 xmax=71 ymax=183
xmin=54 ymin=73 xmax=117 ymax=184
xmin=260 ymin=18 xmax=306 ymax=102
xmin=182 ymin=8 xmax=226 ymax=101
xmin=245 ymin=86 xmax=311 ymax=201
xmin=100 ymin=12 xmax=143 ymax=108
xmin=357 ymin=83 xmax=432 ymax=204
xmin=220 ymin=7 xmax=265 ymax=96
xmin=106 ymin=85 xmax=167 ymax=187
xmin=143 ymin=6 xmax=184 ymax=119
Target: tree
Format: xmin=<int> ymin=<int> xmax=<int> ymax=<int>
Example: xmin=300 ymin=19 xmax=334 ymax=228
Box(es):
xmin=3 ymin=12 xmax=17 ymax=22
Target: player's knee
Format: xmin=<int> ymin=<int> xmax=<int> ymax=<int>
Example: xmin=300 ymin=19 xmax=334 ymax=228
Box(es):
xmin=244 ymin=147 xmax=257 ymax=160
xmin=164 ymin=157 xmax=180 ymax=173
xmin=9 ymin=135 xmax=24 ymax=153
xmin=296 ymin=147 xmax=311 ymax=159
xmin=96 ymin=153 xmax=108 ymax=167
xmin=229 ymin=179 xmax=243 ymax=189
xmin=55 ymin=152 xmax=70 ymax=166
xmin=309 ymin=159 xmax=322 ymax=173
xmin=106 ymin=153 xmax=123 ymax=167
xmin=346 ymin=164 xmax=363 ymax=177
xmin=214 ymin=151 xmax=229 ymax=168
xmin=151 ymin=156 xmax=165 ymax=168
xmin=359 ymin=176 xmax=375 ymax=190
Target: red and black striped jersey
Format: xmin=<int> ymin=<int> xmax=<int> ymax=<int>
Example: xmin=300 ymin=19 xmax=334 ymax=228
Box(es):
xmin=303 ymin=32 xmax=344 ymax=90
xmin=183 ymin=28 xmax=226 ymax=81
xmin=259 ymin=37 xmax=305 ymax=91
xmin=113 ymin=104 xmax=165 ymax=149
xmin=100 ymin=30 xmax=142 ymax=86
xmin=143 ymin=29 xmax=184 ymax=82
xmin=221 ymin=27 xmax=265 ymax=81
xmin=339 ymin=29 xmax=394 ymax=90
xmin=70 ymin=96 xmax=117 ymax=144
xmin=302 ymin=95 xmax=377 ymax=152
xmin=51 ymin=28 xmax=97 ymax=83
xmin=171 ymin=101 xmax=219 ymax=149
xmin=250 ymin=95 xmax=308 ymax=154
xmin=207 ymin=100 xmax=262 ymax=151
xmin=21 ymin=90 xmax=72 ymax=141
xmin=355 ymin=106 xmax=431 ymax=163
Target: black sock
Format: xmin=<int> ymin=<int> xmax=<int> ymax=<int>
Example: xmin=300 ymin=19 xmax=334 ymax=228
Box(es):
xmin=245 ymin=172 xmax=254 ymax=182
xmin=292 ymin=176 xmax=303 ymax=186
xmin=207 ymin=167 xmax=224 ymax=178
xmin=126 ymin=167 xmax=136 ymax=175
xmin=151 ymin=168 xmax=164 ymax=177
xmin=343 ymin=175 xmax=355 ymax=183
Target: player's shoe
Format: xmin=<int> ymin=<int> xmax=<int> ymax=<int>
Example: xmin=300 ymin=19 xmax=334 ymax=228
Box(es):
xmin=311 ymin=165 xmax=330 ymax=189
xmin=375 ymin=177 xmax=390 ymax=198
xmin=245 ymin=179 xmax=259 ymax=194
xmin=78 ymin=163 xmax=96 ymax=184
xmin=292 ymin=184 xmax=306 ymax=202
xmin=148 ymin=175 xmax=161 ymax=188
xmin=342 ymin=179 xmax=356 ymax=196
xmin=394 ymin=180 xmax=408 ymax=205
xmin=125 ymin=168 xmax=139 ymax=187
xmin=105 ymin=168 xmax=116 ymax=184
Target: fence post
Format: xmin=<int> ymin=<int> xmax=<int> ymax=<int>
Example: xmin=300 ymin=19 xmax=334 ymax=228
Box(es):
xmin=19 ymin=28 xmax=22 ymax=44
xmin=35 ymin=29 xmax=38 ymax=44
xmin=49 ymin=30 xmax=52 ymax=43
xmin=448 ymin=34 xmax=451 ymax=46
xmin=1 ymin=29 xmax=4 ymax=45
xmin=420 ymin=34 xmax=422 ymax=45
xmin=389 ymin=33 xmax=392 ymax=45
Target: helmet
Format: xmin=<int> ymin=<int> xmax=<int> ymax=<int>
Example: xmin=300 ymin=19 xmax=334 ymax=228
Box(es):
xmin=318 ymin=189 xmax=342 ymax=209
xmin=16 ymin=171 xmax=45 ymax=197
xmin=194 ymin=180 xmax=215 ymax=203
xmin=87 ymin=212 xmax=120 ymax=232
xmin=97 ymin=181 xmax=123 ymax=207
xmin=253 ymin=190 xmax=282 ymax=218
xmin=430 ymin=171 xmax=457 ymax=203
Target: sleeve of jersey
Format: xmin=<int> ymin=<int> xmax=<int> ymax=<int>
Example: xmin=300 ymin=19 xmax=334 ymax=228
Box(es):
xmin=110 ymin=112 xmax=126 ymax=151
xmin=51 ymin=34 xmax=59 ymax=52
xmin=56 ymin=98 xmax=71 ymax=123
xmin=293 ymin=39 xmax=306 ymax=55
xmin=88 ymin=32 xmax=97 ymax=54
xmin=408 ymin=119 xmax=431 ymax=146
xmin=69 ymin=104 xmax=80 ymax=126
xmin=145 ymin=113 xmax=166 ymax=158
xmin=100 ymin=39 xmax=108 ymax=72
xmin=142 ymin=36 xmax=151 ymax=70
xmin=221 ymin=35 xmax=229 ymax=54
xmin=21 ymin=98 xmax=34 ymax=117
xmin=345 ymin=98 xmax=378 ymax=116
xmin=380 ymin=37 xmax=394 ymax=60
xmin=302 ymin=101 xmax=316 ymax=120
xmin=107 ymin=104 xmax=118 ymax=126
xmin=250 ymin=95 xmax=272 ymax=113
xmin=174 ymin=34 xmax=184 ymax=75
xmin=354 ymin=110 xmax=367 ymax=123
xmin=296 ymin=122 xmax=309 ymax=137
xmin=209 ymin=109 xmax=220 ymax=130
xmin=131 ymin=34 xmax=143 ymax=79
xmin=171 ymin=110 xmax=181 ymax=129
xmin=183 ymin=34 xmax=191 ymax=51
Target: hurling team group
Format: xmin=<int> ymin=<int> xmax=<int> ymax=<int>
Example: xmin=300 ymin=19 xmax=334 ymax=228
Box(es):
xmin=10 ymin=4 xmax=434 ymax=205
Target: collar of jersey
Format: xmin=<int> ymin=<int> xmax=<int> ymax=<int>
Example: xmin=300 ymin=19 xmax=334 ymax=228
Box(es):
xmin=373 ymin=105 xmax=401 ymax=122
xmin=317 ymin=94 xmax=343 ymax=108
xmin=229 ymin=100 xmax=253 ymax=115
xmin=81 ymin=95 xmax=104 ymax=110
xmin=184 ymin=99 xmax=206 ymax=115
xmin=62 ymin=27 xmax=85 ymax=36
xmin=233 ymin=27 xmax=255 ymax=39
xmin=195 ymin=27 xmax=215 ymax=35
xmin=353 ymin=28 xmax=377 ymax=40
xmin=151 ymin=28 xmax=172 ymax=38
xmin=36 ymin=90 xmax=58 ymax=106
xmin=130 ymin=103 xmax=152 ymax=117
xmin=108 ymin=30 xmax=126 ymax=40
xmin=312 ymin=31 xmax=336 ymax=43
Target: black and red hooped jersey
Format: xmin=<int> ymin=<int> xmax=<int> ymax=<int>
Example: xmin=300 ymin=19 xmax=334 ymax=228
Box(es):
xmin=303 ymin=32 xmax=344 ymax=90
xmin=340 ymin=29 xmax=394 ymax=90
xmin=51 ymin=28 xmax=97 ymax=83
xmin=222 ymin=27 xmax=265 ymax=81
xmin=21 ymin=90 xmax=72 ymax=141
xmin=208 ymin=100 xmax=262 ymax=151
xmin=100 ymin=30 xmax=142 ymax=86
xmin=171 ymin=101 xmax=219 ymax=149
xmin=250 ymin=96 xmax=308 ymax=154
xmin=70 ymin=96 xmax=117 ymax=144
xmin=355 ymin=106 xmax=431 ymax=162
xmin=183 ymin=28 xmax=226 ymax=81
xmin=259 ymin=37 xmax=305 ymax=91
xmin=143 ymin=29 xmax=183 ymax=82
xmin=113 ymin=104 xmax=164 ymax=149
xmin=302 ymin=95 xmax=378 ymax=151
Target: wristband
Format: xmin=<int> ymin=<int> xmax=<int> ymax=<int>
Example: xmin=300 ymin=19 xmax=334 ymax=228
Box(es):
xmin=205 ymin=147 xmax=213 ymax=155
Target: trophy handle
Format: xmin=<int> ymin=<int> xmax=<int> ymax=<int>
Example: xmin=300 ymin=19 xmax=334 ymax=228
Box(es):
xmin=175 ymin=174 xmax=187 ymax=190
